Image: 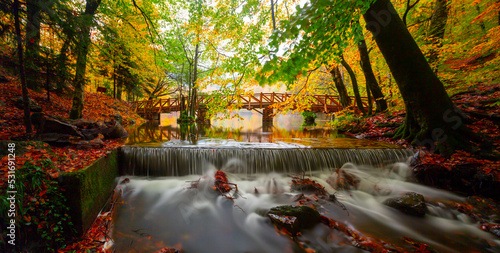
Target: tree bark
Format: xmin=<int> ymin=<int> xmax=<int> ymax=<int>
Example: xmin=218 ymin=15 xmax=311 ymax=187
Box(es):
xmin=14 ymin=0 xmax=32 ymax=133
xmin=190 ymin=44 xmax=199 ymax=118
xmin=56 ymin=39 xmax=70 ymax=93
xmin=365 ymin=80 xmax=373 ymax=115
xmin=25 ymin=0 xmax=42 ymax=90
xmin=363 ymin=0 xmax=479 ymax=155
xmin=340 ymin=55 xmax=365 ymax=113
xmin=357 ymin=37 xmax=388 ymax=112
xmin=69 ymin=0 xmax=101 ymax=119
xmin=427 ymin=0 xmax=449 ymax=68
xmin=329 ymin=65 xmax=351 ymax=108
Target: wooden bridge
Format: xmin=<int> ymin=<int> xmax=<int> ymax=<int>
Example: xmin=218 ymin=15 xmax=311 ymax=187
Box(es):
xmin=131 ymin=93 xmax=371 ymax=121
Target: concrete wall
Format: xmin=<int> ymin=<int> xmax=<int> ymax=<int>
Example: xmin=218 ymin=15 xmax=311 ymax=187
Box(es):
xmin=59 ymin=149 xmax=119 ymax=235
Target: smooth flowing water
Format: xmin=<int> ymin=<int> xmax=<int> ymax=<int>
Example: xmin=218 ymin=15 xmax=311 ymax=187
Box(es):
xmin=112 ymin=164 xmax=500 ymax=252
xmin=112 ymin=112 xmax=500 ymax=252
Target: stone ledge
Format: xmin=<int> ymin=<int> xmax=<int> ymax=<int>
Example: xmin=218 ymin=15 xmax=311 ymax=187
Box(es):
xmin=59 ymin=149 xmax=119 ymax=235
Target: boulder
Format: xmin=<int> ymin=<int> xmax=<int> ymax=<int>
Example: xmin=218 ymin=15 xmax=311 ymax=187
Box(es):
xmin=34 ymin=133 xmax=76 ymax=146
xmin=70 ymin=138 xmax=105 ymax=149
xmin=13 ymin=96 xmax=42 ymax=112
xmin=70 ymin=118 xmax=100 ymax=129
xmin=113 ymin=113 xmax=123 ymax=124
xmin=267 ymin=205 xmax=321 ymax=235
xmin=327 ymin=169 xmax=361 ymax=190
xmin=384 ymin=192 xmax=428 ymax=217
xmin=103 ymin=121 xmax=128 ymax=139
xmin=412 ymin=164 xmax=450 ymax=188
xmin=31 ymin=113 xmax=84 ymax=138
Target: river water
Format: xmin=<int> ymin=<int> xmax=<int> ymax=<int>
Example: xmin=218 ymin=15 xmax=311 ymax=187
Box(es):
xmin=111 ymin=111 xmax=500 ymax=252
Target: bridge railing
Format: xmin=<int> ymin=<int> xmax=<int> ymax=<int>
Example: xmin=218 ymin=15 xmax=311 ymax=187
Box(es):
xmin=132 ymin=92 xmax=373 ymax=115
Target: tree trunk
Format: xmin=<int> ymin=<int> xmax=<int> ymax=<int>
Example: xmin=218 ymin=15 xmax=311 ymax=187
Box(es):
xmin=25 ymin=0 xmax=42 ymax=90
xmin=70 ymin=0 xmax=101 ymax=119
xmin=366 ymin=80 xmax=373 ymax=115
xmin=113 ymin=64 xmax=116 ymax=98
xmin=56 ymin=39 xmax=70 ymax=93
xmin=427 ymin=0 xmax=449 ymax=68
xmin=340 ymin=55 xmax=365 ymax=113
xmin=116 ymin=67 xmax=122 ymax=100
xmin=14 ymin=0 xmax=32 ymax=133
xmin=46 ymin=55 xmax=50 ymax=102
xmin=329 ymin=65 xmax=351 ymax=108
xmin=363 ymin=0 xmax=479 ymax=155
xmin=357 ymin=37 xmax=388 ymax=112
xmin=190 ymin=44 xmax=199 ymax=118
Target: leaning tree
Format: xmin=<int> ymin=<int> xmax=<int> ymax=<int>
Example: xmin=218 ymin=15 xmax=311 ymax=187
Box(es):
xmin=258 ymin=0 xmax=481 ymax=155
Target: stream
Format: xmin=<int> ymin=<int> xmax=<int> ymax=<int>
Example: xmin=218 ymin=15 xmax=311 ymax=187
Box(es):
xmin=110 ymin=111 xmax=500 ymax=252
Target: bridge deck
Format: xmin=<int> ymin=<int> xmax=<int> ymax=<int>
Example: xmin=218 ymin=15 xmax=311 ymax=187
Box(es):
xmin=132 ymin=92 xmax=371 ymax=119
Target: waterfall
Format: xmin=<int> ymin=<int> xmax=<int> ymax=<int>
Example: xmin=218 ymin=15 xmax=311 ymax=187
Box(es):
xmin=120 ymin=146 xmax=414 ymax=176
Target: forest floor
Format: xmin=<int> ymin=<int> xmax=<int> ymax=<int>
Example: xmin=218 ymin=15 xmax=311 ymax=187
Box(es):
xmin=0 ymin=72 xmax=143 ymax=176
xmin=1 ymin=67 xmax=500 ymax=251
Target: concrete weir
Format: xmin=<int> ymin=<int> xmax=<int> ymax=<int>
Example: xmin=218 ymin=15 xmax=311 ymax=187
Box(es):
xmin=58 ymin=149 xmax=119 ymax=235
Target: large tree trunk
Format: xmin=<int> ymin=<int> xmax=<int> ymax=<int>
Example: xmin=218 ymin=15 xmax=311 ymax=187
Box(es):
xmin=69 ymin=0 xmax=101 ymax=119
xmin=358 ymin=37 xmax=388 ymax=112
xmin=363 ymin=0 xmax=479 ymax=155
xmin=329 ymin=65 xmax=351 ymax=108
xmin=340 ymin=55 xmax=365 ymax=113
xmin=14 ymin=0 xmax=32 ymax=133
xmin=427 ymin=0 xmax=449 ymax=68
xmin=55 ymin=39 xmax=70 ymax=94
xmin=25 ymin=0 xmax=42 ymax=90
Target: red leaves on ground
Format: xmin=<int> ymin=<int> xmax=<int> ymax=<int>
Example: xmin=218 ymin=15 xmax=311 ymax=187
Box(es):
xmin=0 ymin=80 xmax=143 ymax=141
xmin=60 ymin=211 xmax=113 ymax=253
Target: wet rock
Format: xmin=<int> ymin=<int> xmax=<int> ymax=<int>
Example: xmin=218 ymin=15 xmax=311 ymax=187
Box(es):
xmin=154 ymin=247 xmax=181 ymax=253
xmin=384 ymin=192 xmax=428 ymax=217
xmin=103 ymin=121 xmax=128 ymax=139
xmin=480 ymin=223 xmax=500 ymax=238
xmin=412 ymin=164 xmax=450 ymax=188
xmin=450 ymin=164 xmax=500 ymax=200
xmin=326 ymin=169 xmax=361 ymax=190
xmin=291 ymin=176 xmax=327 ymax=195
xmin=267 ymin=205 xmax=321 ymax=235
xmin=13 ymin=96 xmax=42 ymax=112
xmin=466 ymin=196 xmax=500 ymax=223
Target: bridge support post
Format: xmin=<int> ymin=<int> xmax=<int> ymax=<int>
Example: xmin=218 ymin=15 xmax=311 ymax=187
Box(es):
xmin=196 ymin=105 xmax=211 ymax=125
xmin=263 ymin=107 xmax=274 ymax=124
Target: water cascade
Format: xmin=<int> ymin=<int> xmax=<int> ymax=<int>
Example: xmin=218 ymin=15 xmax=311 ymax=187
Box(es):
xmin=120 ymin=146 xmax=414 ymax=176
xmin=112 ymin=118 xmax=499 ymax=252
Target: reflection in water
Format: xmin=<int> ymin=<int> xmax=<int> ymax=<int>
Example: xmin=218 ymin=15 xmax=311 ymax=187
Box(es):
xmin=126 ymin=111 xmax=401 ymax=149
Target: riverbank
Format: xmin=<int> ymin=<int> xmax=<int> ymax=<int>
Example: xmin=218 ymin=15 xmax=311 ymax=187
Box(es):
xmin=330 ymin=82 xmax=500 ymax=200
